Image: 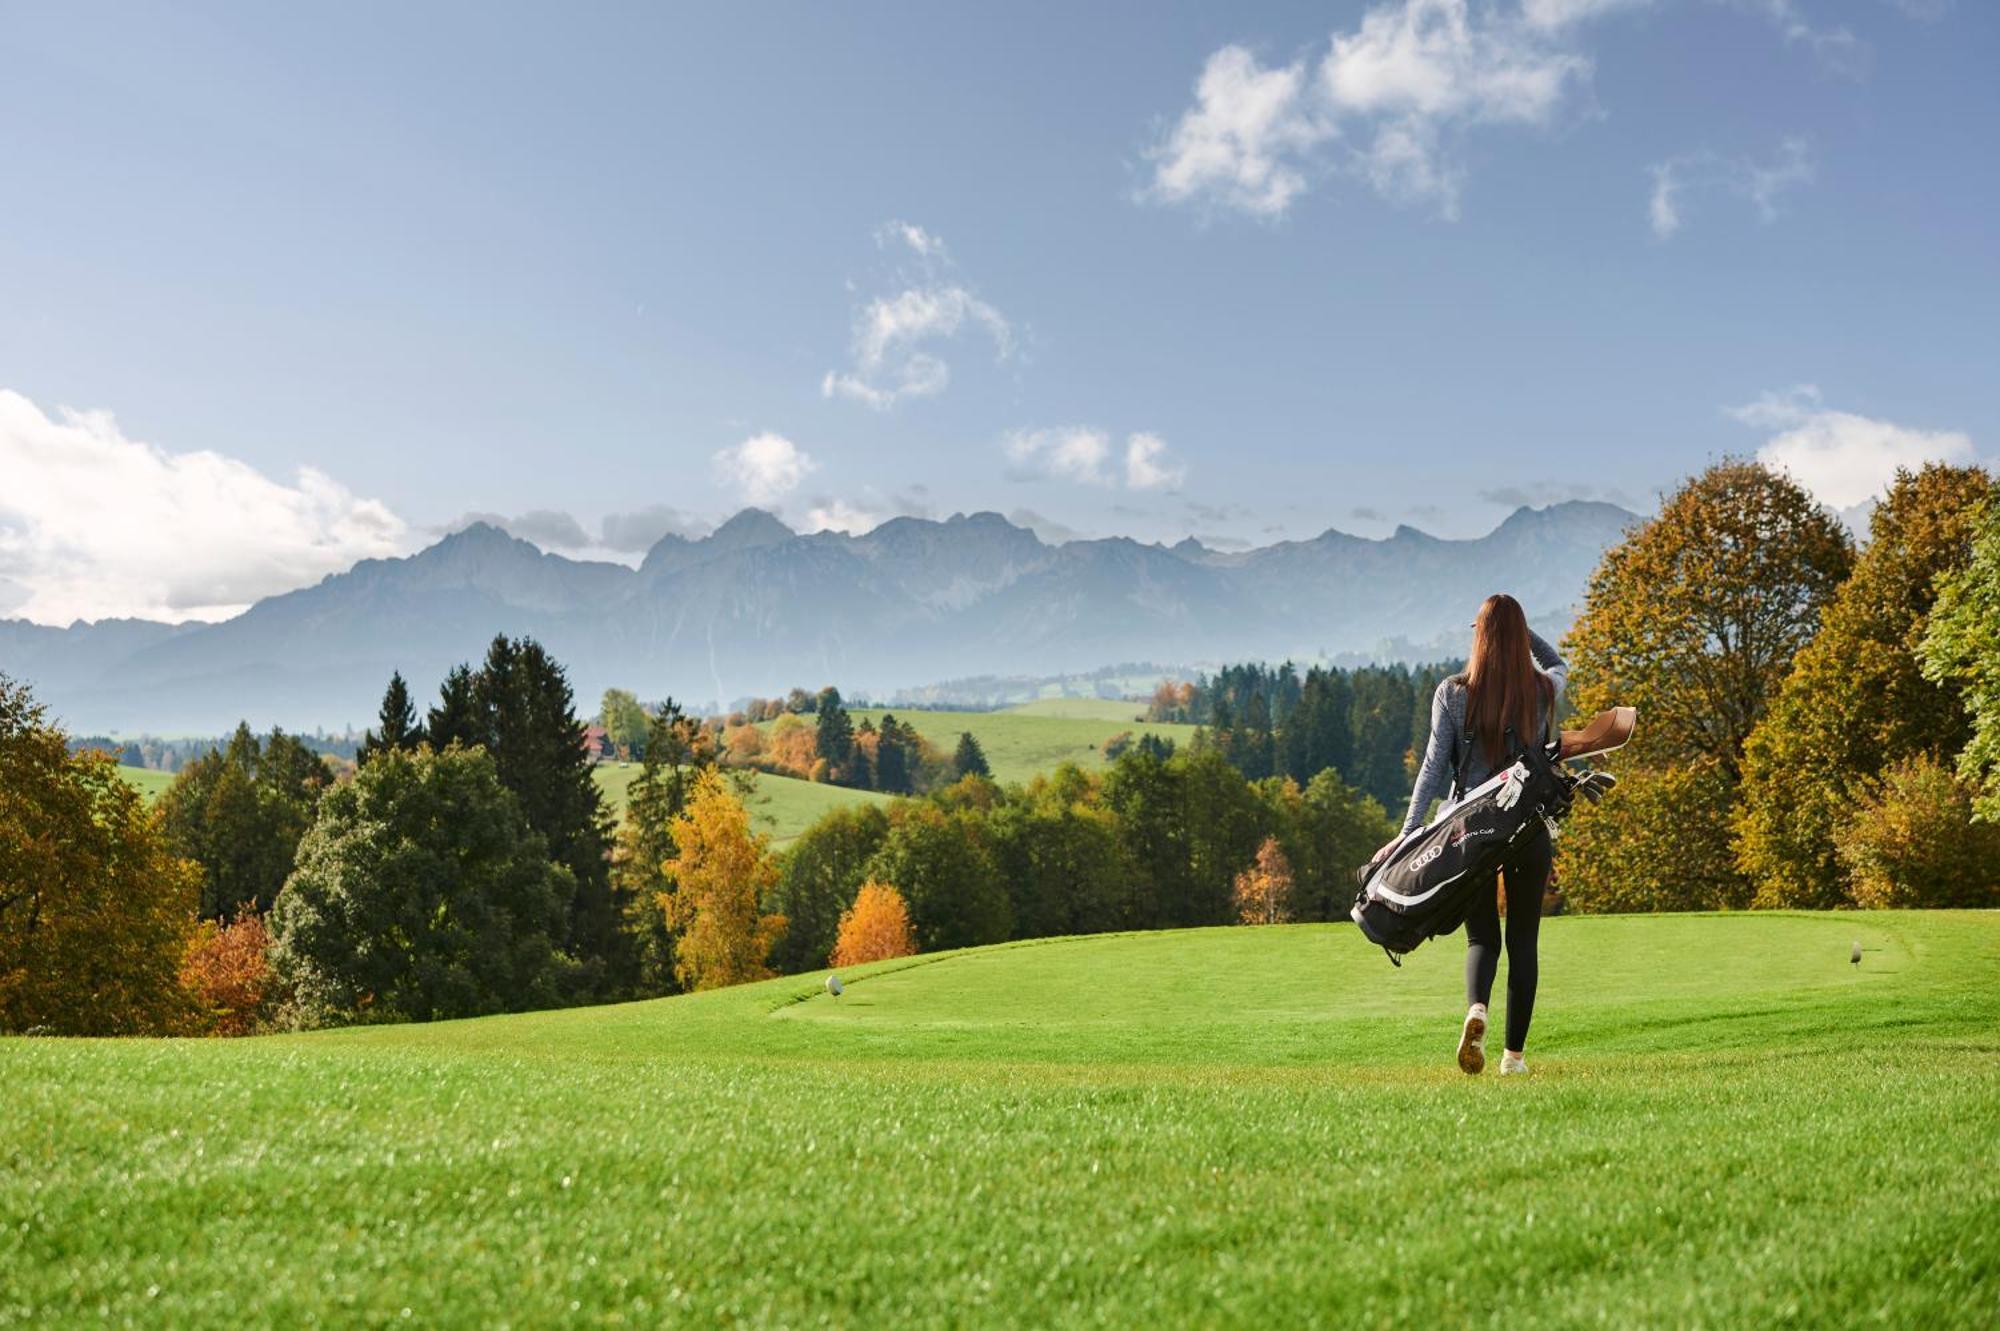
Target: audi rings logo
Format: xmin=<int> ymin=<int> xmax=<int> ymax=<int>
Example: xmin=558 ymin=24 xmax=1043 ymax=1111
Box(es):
xmin=1409 ymin=843 xmax=1446 ymax=871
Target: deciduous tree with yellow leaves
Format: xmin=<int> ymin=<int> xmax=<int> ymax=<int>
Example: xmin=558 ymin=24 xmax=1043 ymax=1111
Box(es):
xmin=663 ymin=771 xmax=786 ymax=990
xmin=0 ymin=675 xmax=200 ymax=1035
xmin=1232 ymin=836 xmax=1295 ymax=925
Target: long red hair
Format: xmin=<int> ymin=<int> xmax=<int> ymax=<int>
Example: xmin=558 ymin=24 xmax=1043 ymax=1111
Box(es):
xmin=1463 ymin=593 xmax=1550 ymax=768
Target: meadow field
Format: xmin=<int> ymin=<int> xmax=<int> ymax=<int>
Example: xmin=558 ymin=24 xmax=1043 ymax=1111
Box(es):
xmin=112 ymin=765 xmax=175 ymax=801
xmin=787 ymin=698 xmax=1204 ymax=786
xmin=591 ymin=762 xmax=894 ymax=847
xmin=7 ymin=911 xmax=1995 ymax=1327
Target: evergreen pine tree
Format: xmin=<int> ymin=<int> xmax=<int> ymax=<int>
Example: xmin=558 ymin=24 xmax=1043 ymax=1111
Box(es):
xmin=358 ymin=671 xmax=423 ymax=764
xmin=815 ymin=689 xmax=856 ymax=784
xmin=953 ymin=730 xmax=992 ymax=779
xmin=426 ymin=664 xmax=484 ymax=750
xmin=472 ymin=636 xmax=621 ymax=996
xmin=875 ymin=714 xmax=911 ymax=794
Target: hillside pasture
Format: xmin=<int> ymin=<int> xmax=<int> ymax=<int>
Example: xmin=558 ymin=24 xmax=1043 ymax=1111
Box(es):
xmin=833 ymin=700 xmax=1202 ymax=785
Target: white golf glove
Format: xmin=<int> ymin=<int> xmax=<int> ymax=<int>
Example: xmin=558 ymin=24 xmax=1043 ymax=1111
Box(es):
xmin=1495 ymin=761 xmax=1529 ymax=811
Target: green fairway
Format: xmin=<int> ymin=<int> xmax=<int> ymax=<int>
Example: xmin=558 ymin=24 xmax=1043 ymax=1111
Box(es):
xmin=837 ymin=700 xmax=1202 ymax=785
xmin=591 ymin=765 xmax=892 ymax=846
xmin=6 ymin=912 xmax=1996 ymax=1327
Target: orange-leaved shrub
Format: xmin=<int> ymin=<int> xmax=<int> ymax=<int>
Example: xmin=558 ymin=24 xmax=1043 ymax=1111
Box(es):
xmin=180 ymin=910 xmax=274 ymax=1035
xmin=830 ymin=881 xmax=917 ymax=967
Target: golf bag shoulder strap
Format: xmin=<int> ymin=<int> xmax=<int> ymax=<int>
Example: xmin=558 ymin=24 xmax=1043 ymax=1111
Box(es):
xmin=1448 ymin=676 xmax=1472 ymax=800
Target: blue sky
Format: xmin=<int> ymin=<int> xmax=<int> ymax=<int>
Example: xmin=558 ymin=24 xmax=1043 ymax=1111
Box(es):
xmin=1 ymin=0 xmax=1994 ymax=622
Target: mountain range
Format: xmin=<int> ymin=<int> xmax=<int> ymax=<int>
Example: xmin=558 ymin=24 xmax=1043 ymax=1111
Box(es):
xmin=1 ymin=502 xmax=1638 ymax=733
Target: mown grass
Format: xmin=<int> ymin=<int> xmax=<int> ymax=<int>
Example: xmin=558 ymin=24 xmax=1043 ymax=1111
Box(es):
xmin=5 ymin=912 xmax=1995 ymax=1327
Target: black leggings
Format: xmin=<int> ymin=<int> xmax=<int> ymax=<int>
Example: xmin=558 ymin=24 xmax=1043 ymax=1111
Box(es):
xmin=1463 ymin=824 xmax=1552 ymax=1053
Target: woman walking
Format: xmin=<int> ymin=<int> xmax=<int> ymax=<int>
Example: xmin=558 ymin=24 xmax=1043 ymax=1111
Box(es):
xmin=1395 ymin=593 xmax=1567 ymax=1076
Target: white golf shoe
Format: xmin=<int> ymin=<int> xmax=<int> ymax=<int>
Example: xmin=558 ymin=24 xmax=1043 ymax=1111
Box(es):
xmin=1499 ymin=1052 xmax=1529 ymax=1076
xmin=1456 ymin=1006 xmax=1487 ymax=1075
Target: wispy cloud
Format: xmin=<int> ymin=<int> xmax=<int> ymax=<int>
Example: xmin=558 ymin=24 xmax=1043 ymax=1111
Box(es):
xmin=822 ymin=223 xmax=1013 ymax=410
xmin=1730 ymin=385 xmax=1977 ymax=508
xmin=1649 ymin=137 xmax=1813 ymax=238
xmin=0 ymin=388 xmax=409 ymax=624
xmin=1004 ymin=427 xmax=1188 ymax=493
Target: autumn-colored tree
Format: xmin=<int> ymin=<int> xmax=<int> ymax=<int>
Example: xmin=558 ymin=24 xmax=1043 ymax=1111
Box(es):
xmin=663 ymin=772 xmax=786 ymax=990
xmin=180 ymin=910 xmax=273 ymax=1036
xmin=767 ymin=714 xmax=818 ymax=777
xmin=1565 ymin=461 xmax=1852 ymax=777
xmin=0 ymin=676 xmax=200 ymax=1035
xmin=1556 ymin=758 xmax=1748 ymax=913
xmin=724 ymin=723 xmax=766 ymax=764
xmin=1233 ymin=836 xmax=1295 ymax=925
xmin=1921 ymin=495 xmax=2000 ymax=823
xmin=1832 ymin=756 xmax=2000 ymax=910
xmin=1735 ymin=465 xmax=1992 ymax=907
xmin=829 ymin=881 xmax=918 ymax=967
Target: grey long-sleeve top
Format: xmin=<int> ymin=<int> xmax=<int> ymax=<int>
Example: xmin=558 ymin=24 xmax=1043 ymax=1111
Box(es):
xmin=1401 ymin=630 xmax=1568 ymax=835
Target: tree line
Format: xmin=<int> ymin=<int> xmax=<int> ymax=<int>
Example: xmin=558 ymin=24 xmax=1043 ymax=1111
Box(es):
xmin=1558 ymin=460 xmax=2000 ymax=912
xmin=1146 ymin=660 xmax=1460 ymax=811
xmin=603 ymin=682 xmax=996 ymax=797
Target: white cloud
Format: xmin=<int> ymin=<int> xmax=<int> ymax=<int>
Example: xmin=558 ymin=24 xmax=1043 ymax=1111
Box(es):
xmin=1146 ymin=0 xmax=1900 ymax=220
xmin=823 ymin=225 xmax=1013 ymax=410
xmin=1730 ymin=385 xmax=1977 ymax=508
xmin=1142 ymin=45 xmax=1334 ymax=218
xmin=1125 ymin=433 xmax=1187 ymax=491
xmin=1145 ymin=0 xmax=1593 ymax=219
xmin=712 ymin=433 xmax=816 ymax=506
xmin=801 ymin=498 xmax=885 ymax=536
xmin=1006 ymin=427 xmax=1114 ymax=486
xmin=1521 ymin=0 xmax=1653 ymax=29
xmin=1006 ymin=427 xmax=1187 ymax=492
xmin=0 ymin=388 xmax=410 ymax=624
xmin=1649 ymin=137 xmax=1812 ymax=238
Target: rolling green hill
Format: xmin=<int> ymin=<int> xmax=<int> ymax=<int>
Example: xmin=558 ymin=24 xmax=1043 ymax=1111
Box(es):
xmin=8 ymin=912 xmax=1995 ymax=1326
xmin=593 ymin=764 xmax=892 ymax=846
xmin=799 ymin=699 xmax=1203 ymax=786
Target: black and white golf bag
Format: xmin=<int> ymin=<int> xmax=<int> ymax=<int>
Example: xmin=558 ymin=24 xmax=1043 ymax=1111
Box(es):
xmin=1350 ymin=714 xmax=1624 ymax=965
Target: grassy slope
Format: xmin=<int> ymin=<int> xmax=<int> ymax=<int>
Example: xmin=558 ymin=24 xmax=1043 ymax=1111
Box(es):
xmin=6 ymin=912 xmax=1996 ymax=1327
xmin=836 ymin=700 xmax=1202 ymax=786
xmin=591 ymin=765 xmax=892 ymax=847
xmin=113 ymin=765 xmax=175 ymax=801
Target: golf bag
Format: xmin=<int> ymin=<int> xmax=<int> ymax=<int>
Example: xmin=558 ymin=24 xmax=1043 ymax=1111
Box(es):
xmin=1350 ymin=708 xmax=1630 ymax=965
